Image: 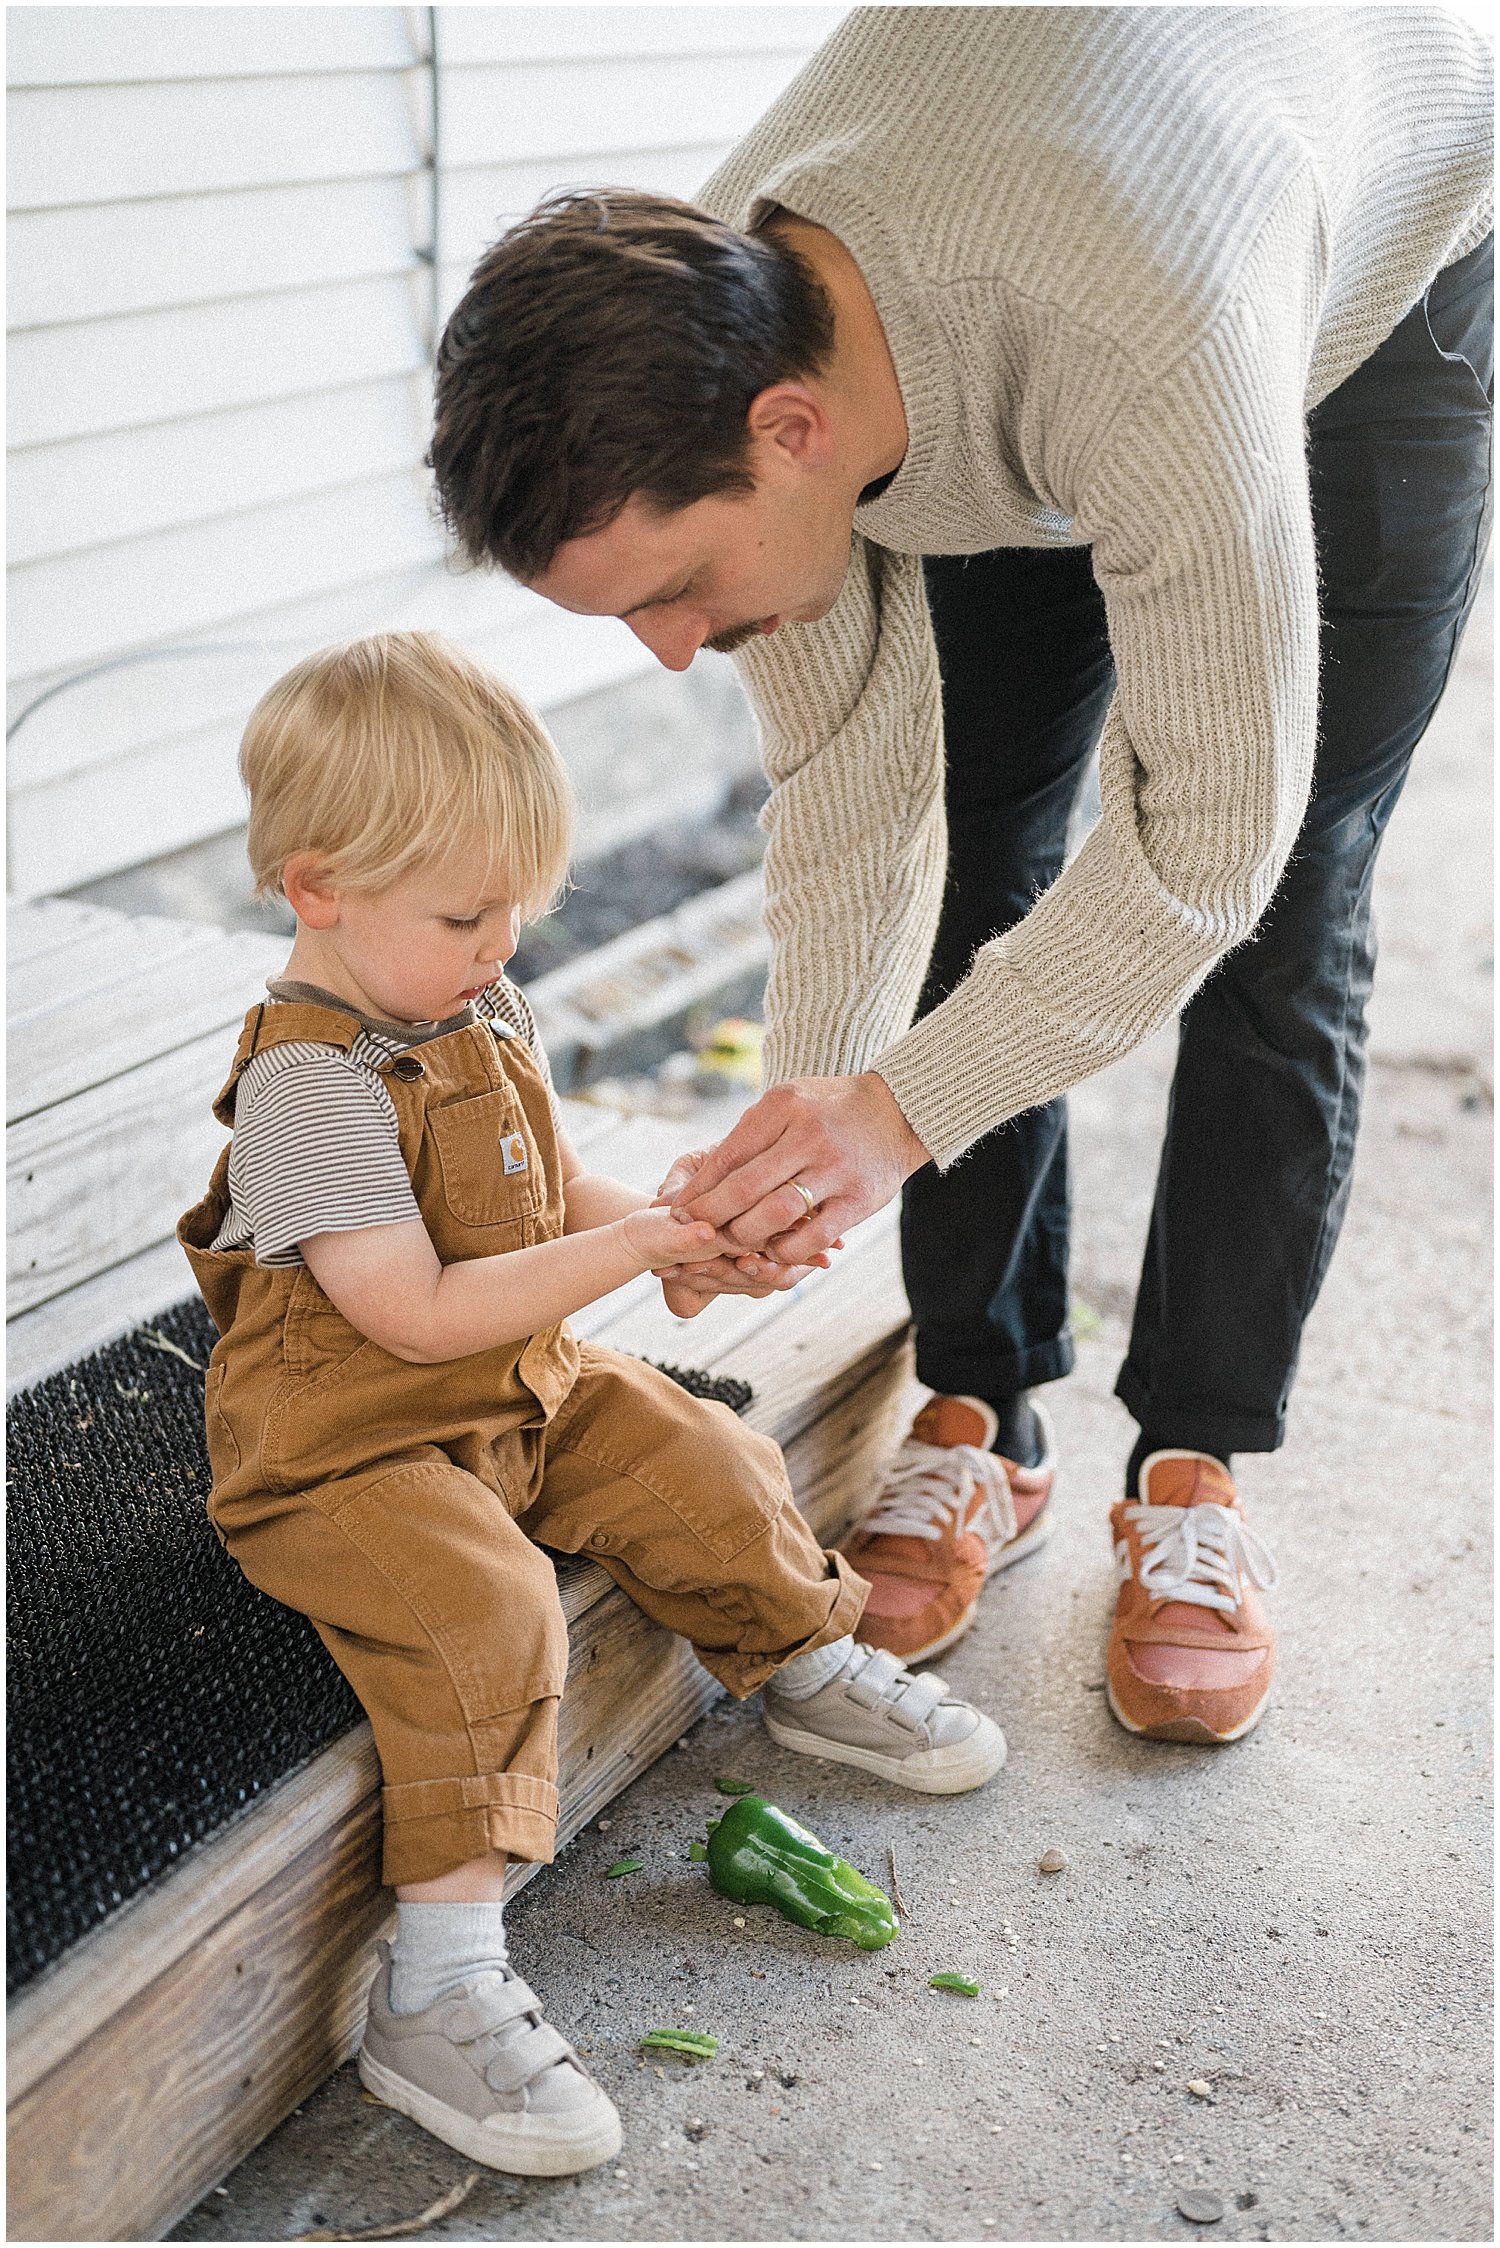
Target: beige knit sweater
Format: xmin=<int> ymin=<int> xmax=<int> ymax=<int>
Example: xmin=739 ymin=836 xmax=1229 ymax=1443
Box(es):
xmin=700 ymin=7 xmax=1492 ymax=1168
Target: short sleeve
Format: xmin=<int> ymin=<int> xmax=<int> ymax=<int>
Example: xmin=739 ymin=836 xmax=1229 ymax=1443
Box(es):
xmin=225 ymin=1045 xmax=422 ymax=1267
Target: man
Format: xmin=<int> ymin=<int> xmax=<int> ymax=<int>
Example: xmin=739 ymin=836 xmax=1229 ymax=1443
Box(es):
xmin=430 ymin=9 xmax=1492 ymax=1743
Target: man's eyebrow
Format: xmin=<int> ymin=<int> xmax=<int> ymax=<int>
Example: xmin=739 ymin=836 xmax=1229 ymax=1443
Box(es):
xmin=619 ymin=575 xmax=694 ymax=620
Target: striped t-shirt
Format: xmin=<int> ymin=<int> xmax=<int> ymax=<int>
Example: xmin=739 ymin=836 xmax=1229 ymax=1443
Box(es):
xmin=210 ymin=976 xmax=557 ymax=1269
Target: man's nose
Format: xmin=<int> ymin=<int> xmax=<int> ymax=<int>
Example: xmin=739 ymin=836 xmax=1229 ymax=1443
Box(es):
xmin=625 ymin=613 xmax=705 ymax=671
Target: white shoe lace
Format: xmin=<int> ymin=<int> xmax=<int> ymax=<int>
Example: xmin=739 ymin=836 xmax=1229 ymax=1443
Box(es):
xmin=862 ymin=1437 xmax=1018 ymax=1554
xmin=1121 ymin=1501 xmax=1279 ymax=1615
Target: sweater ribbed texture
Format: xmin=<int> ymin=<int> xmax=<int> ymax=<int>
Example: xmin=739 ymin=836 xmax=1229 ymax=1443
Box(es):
xmin=700 ymin=6 xmax=1492 ymax=1166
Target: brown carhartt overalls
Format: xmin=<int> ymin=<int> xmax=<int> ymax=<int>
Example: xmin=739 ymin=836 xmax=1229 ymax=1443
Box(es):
xmin=179 ymin=999 xmax=866 ymax=1885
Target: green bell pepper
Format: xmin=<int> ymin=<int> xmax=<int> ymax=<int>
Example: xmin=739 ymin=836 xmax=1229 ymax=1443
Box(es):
xmin=705 ymin=1794 xmax=899 ymax=1950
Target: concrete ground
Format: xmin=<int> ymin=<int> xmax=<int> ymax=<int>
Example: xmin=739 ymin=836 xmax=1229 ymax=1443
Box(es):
xmin=172 ymin=579 xmax=1491 ymax=2245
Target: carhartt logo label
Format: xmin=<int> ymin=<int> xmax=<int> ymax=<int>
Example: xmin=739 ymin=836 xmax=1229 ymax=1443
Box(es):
xmin=501 ymin=1131 xmax=529 ymax=1176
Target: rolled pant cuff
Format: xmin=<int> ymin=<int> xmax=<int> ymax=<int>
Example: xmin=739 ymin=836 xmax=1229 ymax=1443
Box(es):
xmin=703 ymin=1550 xmax=870 ymax=1698
xmin=1114 ymin=1360 xmax=1286 ymax=1457
xmin=915 ymin=1330 xmax=1074 ymax=1399
xmin=381 ymin=1770 xmax=559 ymax=1886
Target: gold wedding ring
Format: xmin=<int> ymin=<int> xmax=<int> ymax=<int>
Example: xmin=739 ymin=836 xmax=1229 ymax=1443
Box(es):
xmin=789 ymin=1179 xmax=818 ymax=1218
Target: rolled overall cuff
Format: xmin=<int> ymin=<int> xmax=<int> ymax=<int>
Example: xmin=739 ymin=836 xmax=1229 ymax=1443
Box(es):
xmin=381 ymin=1770 xmax=558 ymax=1885
xmin=704 ymin=1550 xmax=870 ymax=1699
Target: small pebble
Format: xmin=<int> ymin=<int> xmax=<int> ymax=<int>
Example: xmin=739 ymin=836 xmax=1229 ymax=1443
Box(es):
xmin=1177 ymin=2189 xmax=1225 ymax=2224
xmin=598 ymin=1818 xmax=612 ymax=1831
xmin=1187 ymin=2079 xmax=1213 ymax=2098
xmin=990 ymin=2124 xmax=1003 ymax=2134
xmin=870 ymin=2161 xmax=884 ymax=2171
xmin=1039 ymin=1848 xmax=1069 ymax=1874
xmin=676 ymin=1737 xmax=689 ymax=1750
xmin=613 ymin=2168 xmax=627 ymax=2180
xmin=733 ymin=1916 xmax=746 ymax=1928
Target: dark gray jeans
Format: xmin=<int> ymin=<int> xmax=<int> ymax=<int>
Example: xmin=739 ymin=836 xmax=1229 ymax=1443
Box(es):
xmin=902 ymin=235 xmax=1493 ymax=1455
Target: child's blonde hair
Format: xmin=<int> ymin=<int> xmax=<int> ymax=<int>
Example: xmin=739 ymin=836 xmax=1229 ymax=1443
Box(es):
xmin=241 ymin=630 xmax=573 ymax=916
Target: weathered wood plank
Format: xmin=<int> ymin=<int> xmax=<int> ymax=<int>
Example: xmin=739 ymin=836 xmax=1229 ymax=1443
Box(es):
xmin=6 ymin=1783 xmax=391 ymax=2246
xmin=9 ymin=925 xmax=287 ymax=1122
xmin=7 ymin=1032 xmax=237 ymax=1319
xmin=6 ymin=1340 xmax=913 ymax=2243
xmin=5 ymin=898 xmax=120 ymax=966
xmin=4 ymin=1238 xmax=197 ymax=1398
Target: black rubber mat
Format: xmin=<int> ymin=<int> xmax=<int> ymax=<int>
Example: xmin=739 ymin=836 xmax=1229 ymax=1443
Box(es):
xmin=6 ymin=1297 xmax=750 ymax=1995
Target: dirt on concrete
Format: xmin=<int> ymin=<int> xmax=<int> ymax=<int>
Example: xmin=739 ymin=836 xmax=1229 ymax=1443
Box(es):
xmin=170 ymin=583 xmax=1492 ymax=2244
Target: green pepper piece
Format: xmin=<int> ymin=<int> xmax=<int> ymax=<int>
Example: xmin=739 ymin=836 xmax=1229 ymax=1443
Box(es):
xmin=688 ymin=1841 xmax=709 ymax=1862
xmin=640 ymin=2029 xmax=719 ymax=2059
xmin=713 ymin=1777 xmax=755 ymax=1796
xmin=705 ymin=1795 xmax=898 ymax=1951
xmin=604 ymin=1857 xmax=644 ymax=1878
xmin=929 ymin=1971 xmax=981 ymax=1996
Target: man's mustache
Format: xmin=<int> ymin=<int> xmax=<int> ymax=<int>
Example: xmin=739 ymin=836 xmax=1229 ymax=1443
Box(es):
xmin=705 ymin=618 xmax=775 ymax=655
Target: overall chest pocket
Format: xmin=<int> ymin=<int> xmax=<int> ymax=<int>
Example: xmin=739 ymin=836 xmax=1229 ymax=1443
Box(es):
xmin=426 ymin=1086 xmax=547 ymax=1229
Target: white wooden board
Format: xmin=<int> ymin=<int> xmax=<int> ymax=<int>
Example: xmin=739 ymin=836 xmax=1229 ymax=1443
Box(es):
xmin=5 ymin=898 xmax=120 ymax=966
xmin=6 ymin=6 xmax=417 ymax=87
xmin=441 ymin=49 xmax=818 ymax=168
xmin=7 ymin=274 xmax=427 ymax=452
xmin=437 ymin=8 xmax=843 ymax=67
xmin=7 ymin=177 xmax=416 ymax=333
xmin=10 ymin=469 xmax=442 ymax=680
xmin=9 ymin=71 xmax=423 ymax=211
xmin=7 ymin=565 xmax=534 ymax=792
xmin=10 ymin=927 xmax=289 ymax=1122
xmin=9 ymin=378 xmax=427 ymax=569
xmin=4 ymin=1239 xmax=200 ymax=1399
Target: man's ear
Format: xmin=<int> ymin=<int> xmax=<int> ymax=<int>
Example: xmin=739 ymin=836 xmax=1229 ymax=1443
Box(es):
xmin=745 ymin=380 xmax=836 ymax=472
xmin=281 ymin=852 xmax=343 ymax=929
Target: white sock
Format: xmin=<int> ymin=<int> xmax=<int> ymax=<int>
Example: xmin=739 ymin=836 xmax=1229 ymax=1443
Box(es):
xmin=389 ymin=1899 xmax=508 ymax=2015
xmin=771 ymin=1633 xmax=856 ymax=1701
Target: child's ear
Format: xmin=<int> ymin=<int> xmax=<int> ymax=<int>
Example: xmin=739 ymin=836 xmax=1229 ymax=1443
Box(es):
xmin=282 ymin=852 xmax=342 ymax=929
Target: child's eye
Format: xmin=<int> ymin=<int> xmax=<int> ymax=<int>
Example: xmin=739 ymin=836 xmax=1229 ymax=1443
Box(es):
xmin=444 ymin=915 xmax=483 ymax=931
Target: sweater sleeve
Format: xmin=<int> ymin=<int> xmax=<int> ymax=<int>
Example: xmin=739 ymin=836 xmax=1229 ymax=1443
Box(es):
xmin=731 ymin=533 xmax=949 ymax=1089
xmin=875 ymin=194 xmax=1327 ymax=1165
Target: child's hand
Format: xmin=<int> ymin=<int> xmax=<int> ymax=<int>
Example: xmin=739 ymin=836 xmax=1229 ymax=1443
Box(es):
xmin=619 ymin=1205 xmax=731 ymax=1270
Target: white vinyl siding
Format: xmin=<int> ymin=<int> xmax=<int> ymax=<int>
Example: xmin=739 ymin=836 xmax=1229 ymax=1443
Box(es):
xmin=7 ymin=5 xmax=844 ymax=899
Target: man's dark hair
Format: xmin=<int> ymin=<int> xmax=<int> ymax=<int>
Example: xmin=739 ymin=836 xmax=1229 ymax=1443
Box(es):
xmin=429 ymin=189 xmax=836 ymax=579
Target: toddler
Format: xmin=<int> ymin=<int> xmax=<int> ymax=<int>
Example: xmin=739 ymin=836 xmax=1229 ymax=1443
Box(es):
xmin=179 ymin=632 xmax=1005 ymax=2177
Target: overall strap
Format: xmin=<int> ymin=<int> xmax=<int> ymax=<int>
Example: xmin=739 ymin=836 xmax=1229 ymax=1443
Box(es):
xmin=211 ymin=1000 xmax=365 ymax=1125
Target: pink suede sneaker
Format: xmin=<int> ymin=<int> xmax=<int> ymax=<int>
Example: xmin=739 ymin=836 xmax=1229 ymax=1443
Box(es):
xmin=840 ymin=1393 xmax=1055 ymax=1663
xmin=1107 ymin=1451 xmax=1279 ymax=1743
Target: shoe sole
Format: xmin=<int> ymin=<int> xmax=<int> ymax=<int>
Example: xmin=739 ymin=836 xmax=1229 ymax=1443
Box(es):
xmin=1104 ymin=1676 xmax=1272 ymax=1745
xmin=889 ymin=1503 xmax=1057 ymax=1666
xmin=761 ymin=1706 xmax=1007 ymax=1793
xmin=358 ymin=2049 xmax=623 ymax=2176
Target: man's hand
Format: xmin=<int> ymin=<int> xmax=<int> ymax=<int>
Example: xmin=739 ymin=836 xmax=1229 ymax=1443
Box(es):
xmin=669 ymin=1072 xmax=930 ymax=1262
xmin=650 ymin=1145 xmax=835 ymax=1316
